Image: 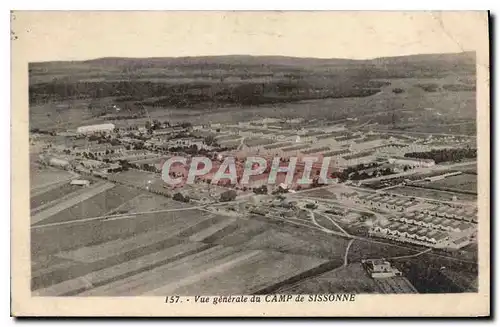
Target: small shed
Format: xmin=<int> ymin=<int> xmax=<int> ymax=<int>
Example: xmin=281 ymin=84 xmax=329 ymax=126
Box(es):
xmin=70 ymin=179 xmax=90 ymax=187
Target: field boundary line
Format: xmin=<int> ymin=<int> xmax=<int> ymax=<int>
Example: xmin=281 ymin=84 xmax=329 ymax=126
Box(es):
xmin=31 ymin=205 xmax=205 ymax=229
xmin=31 ymin=182 xmax=115 ymax=225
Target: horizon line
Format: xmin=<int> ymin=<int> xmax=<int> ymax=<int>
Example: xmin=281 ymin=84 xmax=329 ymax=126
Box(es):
xmin=30 ymin=50 xmax=475 ymax=64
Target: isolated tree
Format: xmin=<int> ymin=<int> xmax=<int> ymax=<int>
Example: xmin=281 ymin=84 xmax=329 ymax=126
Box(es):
xmin=220 ymin=190 xmax=237 ymax=202
xmin=253 ymin=185 xmax=268 ymax=195
xmin=204 ymin=135 xmax=216 ymax=146
xmin=305 ymin=203 xmax=318 ymax=210
xmin=173 ymin=192 xmax=185 ymax=202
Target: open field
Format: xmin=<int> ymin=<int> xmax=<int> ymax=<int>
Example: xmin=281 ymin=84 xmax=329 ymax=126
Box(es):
xmin=388 ymin=186 xmax=477 ymax=202
xmin=30 ymin=166 xmax=76 ymax=192
xmin=459 ymin=163 xmax=478 ymax=174
xmin=162 ymin=250 xmax=328 ymax=295
xmin=31 ymin=183 xmax=477 ymax=295
xmin=32 ymin=184 xmax=142 ymax=226
xmin=108 ymin=193 xmax=187 ymax=214
xmin=414 ymin=173 xmax=477 ymax=194
xmin=279 ymin=263 xmax=416 ymax=294
xmin=129 ymin=156 xmax=169 ymax=166
xmin=31 ymin=183 xmax=82 ymax=210
xmin=346 ymin=239 xmax=420 ymax=263
xmin=108 ymin=170 xmax=160 ymax=188
xmin=31 ymin=209 xmax=212 ymax=258
xmin=301 ymin=188 xmax=338 ymax=199
xmin=31 ymin=207 xmax=352 ymax=295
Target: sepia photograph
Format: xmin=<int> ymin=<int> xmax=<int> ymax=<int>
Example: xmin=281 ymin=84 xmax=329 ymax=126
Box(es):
xmin=11 ymin=11 xmax=490 ymax=316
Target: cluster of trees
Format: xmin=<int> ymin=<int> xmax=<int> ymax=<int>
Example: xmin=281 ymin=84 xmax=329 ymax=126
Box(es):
xmin=114 ymin=160 xmax=129 ymax=170
xmin=272 ymin=186 xmax=289 ymax=195
xmin=415 ymin=83 xmax=440 ymax=92
xmin=253 ymin=185 xmax=268 ymax=195
xmin=145 ymin=120 xmax=167 ymax=131
xmin=29 ymin=78 xmax=385 ymax=107
xmin=333 ymin=162 xmax=387 ymax=182
xmin=352 ymin=167 xmax=394 ymax=181
xmin=139 ymin=163 xmax=159 ymax=173
xmin=104 ymin=114 xmax=143 ymax=121
xmin=166 ymin=145 xmax=211 ymax=156
xmin=204 ymin=135 xmax=216 ymax=146
xmin=220 ymin=190 xmax=237 ymax=202
xmin=144 ymin=120 xmax=191 ymax=134
xmin=30 ymin=128 xmax=56 ymax=135
xmin=172 ymin=192 xmax=190 ymax=203
xmin=77 ymin=152 xmax=98 ymax=160
xmin=395 ymin=260 xmax=466 ymax=293
xmin=405 ymin=148 xmax=477 ymax=164
xmin=442 ymin=84 xmax=475 ymax=92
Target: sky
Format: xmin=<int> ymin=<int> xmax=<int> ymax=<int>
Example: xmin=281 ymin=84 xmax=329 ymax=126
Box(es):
xmin=12 ymin=11 xmax=488 ymax=62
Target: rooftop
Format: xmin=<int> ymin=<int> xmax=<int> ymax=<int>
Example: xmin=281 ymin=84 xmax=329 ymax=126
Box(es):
xmin=264 ymin=142 xmax=293 ymax=150
xmin=343 ymin=151 xmax=375 ymax=160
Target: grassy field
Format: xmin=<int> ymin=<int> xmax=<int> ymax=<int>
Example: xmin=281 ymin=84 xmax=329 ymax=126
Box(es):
xmin=459 ymin=164 xmax=478 ymax=174
xmin=31 ymin=208 xmax=350 ymax=295
xmin=31 ymin=209 xmax=213 ymax=258
xmin=32 ymin=185 xmax=144 ymax=226
xmin=129 ymin=156 xmax=169 ymax=166
xmin=414 ymin=173 xmax=477 ymax=194
xmin=108 ymin=170 xmax=161 ymax=188
xmin=163 ymin=250 xmax=328 ymax=295
xmin=346 ymin=238 xmax=420 ymax=263
xmin=31 ymin=192 xmax=477 ymax=295
xmin=31 ymin=197 xmax=369 ymax=296
xmin=313 ymin=213 xmax=343 ymax=232
xmin=301 ymin=188 xmax=337 ymax=199
xmin=31 ymin=183 xmax=82 ymax=210
xmin=280 ymin=263 xmax=416 ymax=294
xmin=388 ymin=186 xmax=477 ymax=202
xmin=30 ymin=167 xmax=75 ymax=192
xmin=108 ymin=193 xmax=187 ymax=214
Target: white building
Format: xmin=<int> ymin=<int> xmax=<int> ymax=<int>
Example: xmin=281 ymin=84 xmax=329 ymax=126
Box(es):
xmin=388 ymin=157 xmax=436 ymax=168
xmin=48 ymin=157 xmax=70 ymax=168
xmin=70 ymin=179 xmax=90 ymax=187
xmin=77 ymin=123 xmax=115 ymax=134
xmin=361 ymin=259 xmax=402 ymax=278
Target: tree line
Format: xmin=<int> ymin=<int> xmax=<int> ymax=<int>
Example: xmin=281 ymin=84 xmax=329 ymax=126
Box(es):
xmin=404 ymin=148 xmax=477 ymax=164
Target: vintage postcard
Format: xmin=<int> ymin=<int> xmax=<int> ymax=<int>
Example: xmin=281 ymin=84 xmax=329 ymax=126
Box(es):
xmin=11 ymin=11 xmax=490 ymax=317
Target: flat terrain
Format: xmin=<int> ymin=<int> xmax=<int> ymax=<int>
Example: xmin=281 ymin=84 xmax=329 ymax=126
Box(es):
xmin=32 ymin=209 xmax=352 ymax=295
xmin=459 ymin=164 xmax=478 ymax=174
xmin=30 ymin=173 xmax=360 ymax=296
xmin=388 ymin=186 xmax=477 ymax=202
xmin=31 ymin=183 xmax=82 ymax=210
xmin=279 ymin=263 xmax=417 ymax=294
xmin=414 ymin=173 xmax=477 ymax=194
xmin=32 ymin=184 xmax=139 ymax=226
xmin=30 ymin=166 xmax=76 ymax=193
xmin=30 ymin=165 xmax=477 ymax=295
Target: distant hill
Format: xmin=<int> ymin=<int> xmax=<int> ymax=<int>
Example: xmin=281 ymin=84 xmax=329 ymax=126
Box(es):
xmin=28 ymin=52 xmax=475 ymax=108
xmin=30 ymin=52 xmax=475 ymax=72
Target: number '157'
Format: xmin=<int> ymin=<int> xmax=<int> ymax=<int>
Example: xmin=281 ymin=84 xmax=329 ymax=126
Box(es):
xmin=165 ymin=296 xmax=180 ymax=303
